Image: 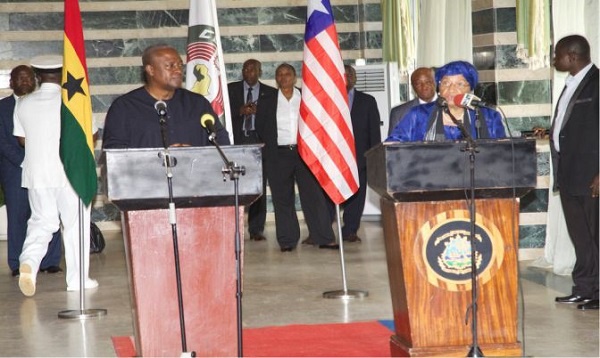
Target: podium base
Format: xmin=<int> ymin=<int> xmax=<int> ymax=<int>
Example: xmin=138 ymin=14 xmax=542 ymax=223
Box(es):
xmin=390 ymin=335 xmax=522 ymax=357
xmin=323 ymin=289 xmax=368 ymax=299
xmin=58 ymin=309 xmax=107 ymax=320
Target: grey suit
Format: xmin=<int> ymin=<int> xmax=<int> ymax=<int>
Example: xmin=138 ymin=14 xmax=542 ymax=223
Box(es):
xmin=388 ymin=98 xmax=420 ymax=136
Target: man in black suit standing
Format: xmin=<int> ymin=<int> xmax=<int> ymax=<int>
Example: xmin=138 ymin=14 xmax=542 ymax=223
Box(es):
xmin=388 ymin=67 xmax=436 ymax=135
xmin=327 ymin=65 xmax=381 ymax=243
xmin=227 ymin=59 xmax=277 ymax=241
xmin=550 ymin=35 xmax=599 ymax=310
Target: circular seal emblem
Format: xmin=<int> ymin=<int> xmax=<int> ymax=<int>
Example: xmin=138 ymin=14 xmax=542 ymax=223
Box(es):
xmin=414 ymin=210 xmax=504 ymax=291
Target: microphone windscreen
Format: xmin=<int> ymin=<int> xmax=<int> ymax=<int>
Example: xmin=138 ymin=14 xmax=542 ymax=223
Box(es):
xmin=453 ymin=94 xmax=466 ymax=107
xmin=155 ymin=100 xmax=167 ymax=112
xmin=200 ymin=113 xmax=215 ymax=128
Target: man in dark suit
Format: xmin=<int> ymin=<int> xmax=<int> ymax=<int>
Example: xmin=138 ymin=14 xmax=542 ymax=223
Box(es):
xmin=550 ymin=35 xmax=599 ymax=310
xmin=227 ymin=59 xmax=277 ymax=241
xmin=0 ymin=65 xmax=62 ymax=277
xmin=326 ymin=65 xmax=381 ymax=243
xmin=388 ymin=67 xmax=436 ymax=135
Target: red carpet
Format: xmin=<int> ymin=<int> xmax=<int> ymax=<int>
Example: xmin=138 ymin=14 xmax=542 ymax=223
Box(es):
xmin=113 ymin=321 xmax=393 ymax=357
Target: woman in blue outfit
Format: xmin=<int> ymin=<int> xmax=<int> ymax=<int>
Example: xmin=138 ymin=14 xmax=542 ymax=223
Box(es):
xmin=387 ymin=61 xmax=505 ymax=142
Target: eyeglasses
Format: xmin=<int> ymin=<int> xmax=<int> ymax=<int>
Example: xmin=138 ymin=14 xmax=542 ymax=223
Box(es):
xmin=439 ymin=80 xmax=470 ymax=90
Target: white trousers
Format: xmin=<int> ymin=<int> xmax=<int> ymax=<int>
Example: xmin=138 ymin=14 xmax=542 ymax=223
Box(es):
xmin=20 ymin=185 xmax=91 ymax=289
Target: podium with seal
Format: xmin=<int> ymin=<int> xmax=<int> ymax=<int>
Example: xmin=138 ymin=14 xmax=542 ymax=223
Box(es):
xmin=103 ymin=145 xmax=262 ymax=357
xmin=366 ymin=139 xmax=536 ymax=357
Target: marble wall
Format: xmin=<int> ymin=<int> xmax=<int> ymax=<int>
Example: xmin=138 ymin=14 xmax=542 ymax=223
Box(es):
xmin=472 ymin=0 xmax=552 ymax=251
xmin=0 ymin=0 xmax=550 ymax=250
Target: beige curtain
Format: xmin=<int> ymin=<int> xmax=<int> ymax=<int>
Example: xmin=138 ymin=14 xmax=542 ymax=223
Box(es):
xmin=381 ymin=0 xmax=415 ymax=74
xmin=584 ymin=0 xmax=599 ymax=64
xmin=516 ymin=0 xmax=551 ymax=69
xmin=382 ymin=0 xmax=473 ymax=75
xmin=416 ymin=0 xmax=472 ymax=68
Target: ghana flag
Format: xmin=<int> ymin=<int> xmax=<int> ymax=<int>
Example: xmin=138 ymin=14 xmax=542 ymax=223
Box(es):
xmin=60 ymin=0 xmax=97 ymax=206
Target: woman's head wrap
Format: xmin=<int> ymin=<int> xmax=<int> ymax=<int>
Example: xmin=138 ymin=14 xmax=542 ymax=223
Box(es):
xmin=435 ymin=61 xmax=478 ymax=89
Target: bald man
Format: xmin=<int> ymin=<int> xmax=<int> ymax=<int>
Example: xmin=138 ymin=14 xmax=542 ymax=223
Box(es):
xmin=388 ymin=67 xmax=436 ymax=135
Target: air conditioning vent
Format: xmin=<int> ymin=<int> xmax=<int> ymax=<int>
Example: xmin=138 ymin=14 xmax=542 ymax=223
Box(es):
xmin=354 ymin=68 xmax=386 ymax=92
xmin=348 ymin=63 xmax=400 ymax=216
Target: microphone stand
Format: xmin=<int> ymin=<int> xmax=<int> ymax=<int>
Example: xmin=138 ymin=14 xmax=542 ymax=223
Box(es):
xmin=206 ymin=130 xmax=246 ymax=358
xmin=158 ymin=114 xmax=194 ymax=357
xmin=443 ymin=107 xmax=484 ymax=357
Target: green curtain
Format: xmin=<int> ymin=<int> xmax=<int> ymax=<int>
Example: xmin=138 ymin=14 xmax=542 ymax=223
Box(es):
xmin=516 ymin=0 xmax=551 ymax=69
xmin=381 ymin=0 xmax=415 ymax=74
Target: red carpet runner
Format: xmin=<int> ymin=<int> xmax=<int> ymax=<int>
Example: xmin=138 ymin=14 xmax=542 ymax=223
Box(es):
xmin=113 ymin=321 xmax=393 ymax=357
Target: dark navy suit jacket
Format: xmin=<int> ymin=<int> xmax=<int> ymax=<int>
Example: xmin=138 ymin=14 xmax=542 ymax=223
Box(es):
xmin=227 ymin=80 xmax=277 ymax=145
xmin=0 ymin=95 xmax=25 ymax=180
xmin=350 ymin=90 xmax=381 ymax=171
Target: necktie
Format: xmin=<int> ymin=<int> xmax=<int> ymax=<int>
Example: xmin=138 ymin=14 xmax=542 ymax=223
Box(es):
xmin=243 ymin=87 xmax=254 ymax=133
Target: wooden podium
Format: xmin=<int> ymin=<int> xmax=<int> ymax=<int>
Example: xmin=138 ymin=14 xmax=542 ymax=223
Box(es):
xmin=366 ymin=139 xmax=536 ymax=357
xmin=103 ymin=145 xmax=262 ymax=357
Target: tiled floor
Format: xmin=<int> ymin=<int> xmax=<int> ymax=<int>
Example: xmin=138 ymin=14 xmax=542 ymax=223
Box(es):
xmin=0 ymin=220 xmax=598 ymax=357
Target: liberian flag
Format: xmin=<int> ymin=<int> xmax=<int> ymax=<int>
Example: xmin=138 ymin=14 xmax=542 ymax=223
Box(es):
xmin=186 ymin=0 xmax=232 ymax=140
xmin=299 ymin=0 xmax=359 ymax=204
xmin=60 ymin=0 xmax=97 ymax=206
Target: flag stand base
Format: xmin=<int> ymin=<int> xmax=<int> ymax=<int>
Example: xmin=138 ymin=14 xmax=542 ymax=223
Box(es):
xmin=323 ymin=289 xmax=368 ymax=299
xmin=58 ymin=308 xmax=107 ymax=320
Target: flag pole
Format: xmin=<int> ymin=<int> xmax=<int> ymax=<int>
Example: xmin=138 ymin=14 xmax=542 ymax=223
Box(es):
xmin=58 ymin=0 xmax=106 ymax=321
xmin=299 ymin=0 xmax=368 ymax=300
xmin=58 ymin=200 xmax=107 ymax=319
xmin=322 ymin=204 xmax=368 ymax=300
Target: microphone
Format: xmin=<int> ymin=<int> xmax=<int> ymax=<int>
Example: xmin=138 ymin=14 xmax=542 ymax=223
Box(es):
xmin=436 ymin=96 xmax=448 ymax=108
xmin=200 ymin=113 xmax=216 ymax=134
xmin=154 ymin=100 xmax=168 ymax=117
xmin=453 ymin=93 xmax=496 ymax=110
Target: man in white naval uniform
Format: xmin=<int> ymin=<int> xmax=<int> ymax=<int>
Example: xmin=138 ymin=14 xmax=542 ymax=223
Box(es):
xmin=13 ymin=55 xmax=97 ymax=296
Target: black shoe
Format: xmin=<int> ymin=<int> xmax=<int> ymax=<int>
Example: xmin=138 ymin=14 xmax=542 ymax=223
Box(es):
xmin=11 ymin=269 xmax=19 ymax=277
xmin=280 ymin=246 xmax=294 ymax=252
xmin=319 ymin=243 xmax=340 ymax=250
xmin=555 ymin=294 xmax=592 ymax=304
xmin=40 ymin=266 xmax=63 ymax=274
xmin=577 ymin=299 xmax=600 ymax=310
xmin=301 ymin=236 xmax=315 ymax=245
xmin=250 ymin=233 xmax=266 ymax=241
xmin=343 ymin=234 xmax=362 ymax=243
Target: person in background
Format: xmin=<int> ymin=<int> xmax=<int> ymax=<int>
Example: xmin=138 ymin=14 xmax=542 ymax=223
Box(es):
xmin=14 ymin=55 xmax=97 ymax=296
xmin=388 ymin=67 xmax=437 ymax=135
xmin=258 ymin=63 xmax=338 ymax=252
xmin=0 ymin=65 xmax=63 ymax=278
xmin=386 ymin=60 xmax=505 ymax=142
xmin=550 ymin=35 xmax=599 ymax=311
xmin=228 ymin=59 xmax=277 ymax=242
xmin=321 ymin=64 xmax=381 ymax=243
xmin=103 ymin=44 xmax=229 ymax=149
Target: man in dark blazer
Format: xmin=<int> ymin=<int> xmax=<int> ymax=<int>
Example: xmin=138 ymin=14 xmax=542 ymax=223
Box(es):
xmin=0 ymin=65 xmax=62 ymax=277
xmin=327 ymin=65 xmax=381 ymax=243
xmin=227 ymin=59 xmax=277 ymax=241
xmin=388 ymin=67 xmax=436 ymax=135
xmin=550 ymin=35 xmax=599 ymax=310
